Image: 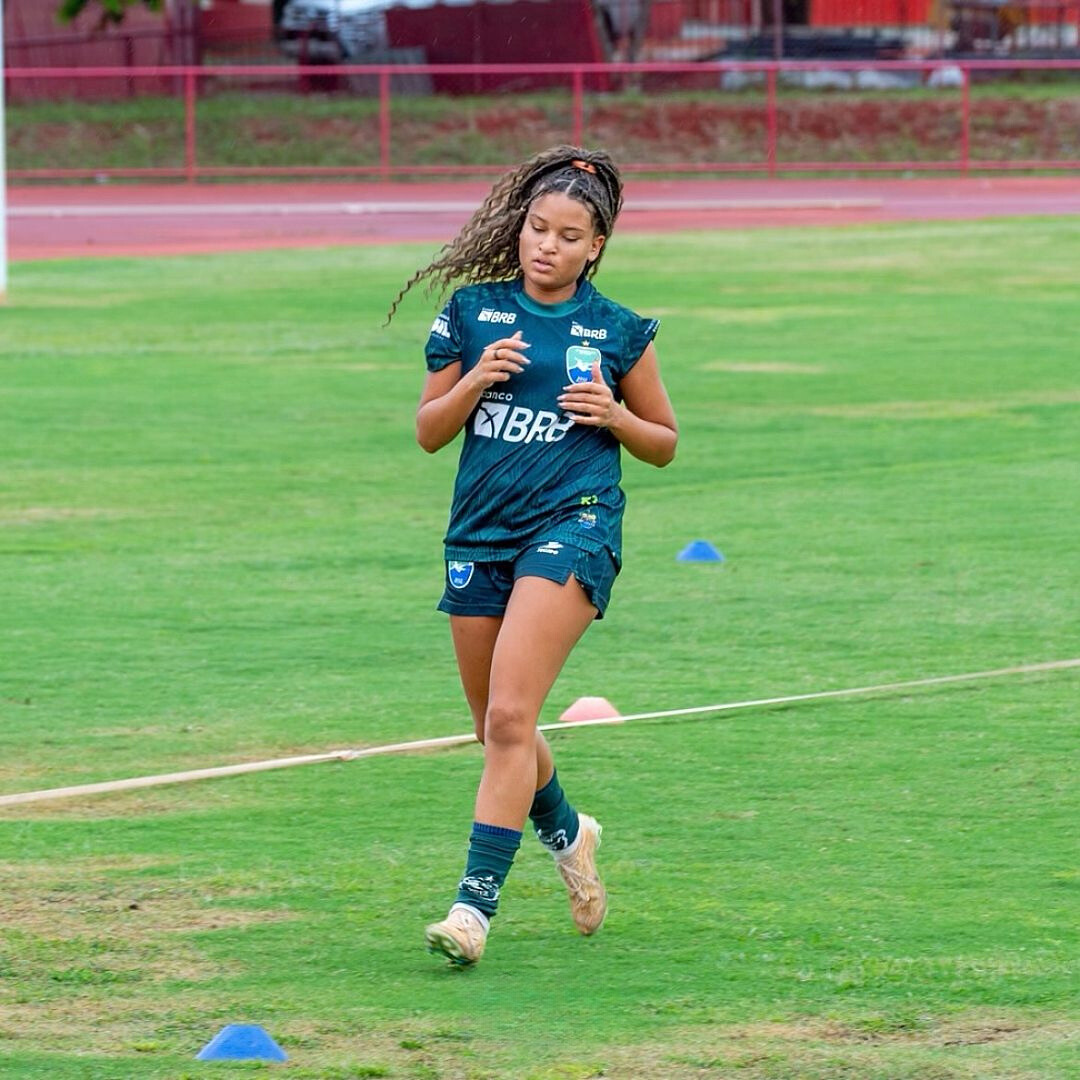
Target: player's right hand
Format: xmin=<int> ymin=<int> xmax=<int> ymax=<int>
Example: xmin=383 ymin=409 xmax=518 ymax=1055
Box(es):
xmin=470 ymin=330 xmax=530 ymax=389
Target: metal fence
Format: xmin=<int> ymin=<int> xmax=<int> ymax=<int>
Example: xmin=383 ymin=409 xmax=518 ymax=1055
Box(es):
xmin=5 ymin=59 xmax=1079 ymax=182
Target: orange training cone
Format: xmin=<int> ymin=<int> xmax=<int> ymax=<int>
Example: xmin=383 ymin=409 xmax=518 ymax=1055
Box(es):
xmin=559 ymin=697 xmax=621 ymax=723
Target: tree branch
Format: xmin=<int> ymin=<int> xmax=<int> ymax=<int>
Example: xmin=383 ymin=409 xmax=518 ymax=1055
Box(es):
xmin=58 ymin=0 xmax=164 ymax=28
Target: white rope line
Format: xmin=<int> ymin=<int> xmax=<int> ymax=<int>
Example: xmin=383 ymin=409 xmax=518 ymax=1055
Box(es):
xmin=537 ymin=657 xmax=1080 ymax=732
xmin=1 ymin=657 xmax=1076 ymax=809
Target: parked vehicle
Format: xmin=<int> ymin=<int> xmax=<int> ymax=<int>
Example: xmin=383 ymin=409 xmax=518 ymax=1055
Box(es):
xmin=276 ymin=0 xmax=393 ymax=62
xmin=276 ymin=0 xmax=623 ymax=64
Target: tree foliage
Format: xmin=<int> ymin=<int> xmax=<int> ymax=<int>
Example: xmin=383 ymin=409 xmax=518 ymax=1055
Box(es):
xmin=58 ymin=0 xmax=164 ymax=26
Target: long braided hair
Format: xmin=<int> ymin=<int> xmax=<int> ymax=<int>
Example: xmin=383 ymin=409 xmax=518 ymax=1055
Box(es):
xmin=386 ymin=145 xmax=624 ymax=323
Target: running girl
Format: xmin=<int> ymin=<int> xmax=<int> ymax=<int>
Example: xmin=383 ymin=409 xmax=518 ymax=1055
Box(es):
xmin=389 ymin=145 xmax=678 ymax=965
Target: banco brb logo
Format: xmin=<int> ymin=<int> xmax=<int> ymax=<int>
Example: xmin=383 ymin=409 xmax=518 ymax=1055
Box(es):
xmin=474 ymin=403 xmax=575 ymax=444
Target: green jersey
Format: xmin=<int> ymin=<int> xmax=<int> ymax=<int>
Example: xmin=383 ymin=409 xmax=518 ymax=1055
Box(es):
xmin=425 ymin=278 xmax=659 ymax=566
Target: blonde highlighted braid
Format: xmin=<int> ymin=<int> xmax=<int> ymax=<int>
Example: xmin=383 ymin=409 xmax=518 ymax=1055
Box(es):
xmin=386 ymin=145 xmax=623 ymax=323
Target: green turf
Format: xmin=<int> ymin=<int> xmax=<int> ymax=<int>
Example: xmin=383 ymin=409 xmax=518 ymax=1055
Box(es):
xmin=0 ymin=219 xmax=1077 ymax=1078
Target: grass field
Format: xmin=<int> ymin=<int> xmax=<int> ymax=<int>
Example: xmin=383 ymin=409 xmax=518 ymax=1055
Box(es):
xmin=1 ymin=217 xmax=1078 ymax=1079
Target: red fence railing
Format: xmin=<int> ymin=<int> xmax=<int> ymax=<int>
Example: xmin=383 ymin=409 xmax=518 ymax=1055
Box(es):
xmin=5 ymin=59 xmax=1079 ymax=182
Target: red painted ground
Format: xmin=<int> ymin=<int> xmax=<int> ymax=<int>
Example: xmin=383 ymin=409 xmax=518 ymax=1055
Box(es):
xmin=8 ymin=176 xmax=1080 ymax=260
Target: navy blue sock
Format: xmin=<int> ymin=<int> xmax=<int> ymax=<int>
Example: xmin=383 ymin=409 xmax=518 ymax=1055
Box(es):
xmin=455 ymin=822 xmax=522 ymax=919
xmin=529 ymin=769 xmax=580 ymax=853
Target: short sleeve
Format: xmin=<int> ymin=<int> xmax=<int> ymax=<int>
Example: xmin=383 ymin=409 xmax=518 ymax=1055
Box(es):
xmin=614 ymin=311 xmax=660 ymax=380
xmin=425 ymin=293 xmax=463 ymax=372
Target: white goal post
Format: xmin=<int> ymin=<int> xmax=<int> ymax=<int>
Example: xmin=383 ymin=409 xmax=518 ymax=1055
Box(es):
xmin=0 ymin=0 xmax=8 ymax=303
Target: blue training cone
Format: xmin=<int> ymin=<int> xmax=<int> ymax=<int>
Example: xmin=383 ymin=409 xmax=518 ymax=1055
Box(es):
xmin=196 ymin=1024 xmax=288 ymax=1062
xmin=677 ymin=539 xmax=724 ymax=563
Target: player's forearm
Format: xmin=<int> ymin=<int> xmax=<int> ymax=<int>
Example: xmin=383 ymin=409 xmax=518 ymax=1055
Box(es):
xmin=607 ymin=406 xmax=678 ymax=467
xmin=416 ymin=377 xmax=485 ymax=453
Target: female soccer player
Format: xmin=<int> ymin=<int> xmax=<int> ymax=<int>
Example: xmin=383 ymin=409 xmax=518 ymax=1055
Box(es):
xmin=389 ymin=145 xmax=678 ymax=965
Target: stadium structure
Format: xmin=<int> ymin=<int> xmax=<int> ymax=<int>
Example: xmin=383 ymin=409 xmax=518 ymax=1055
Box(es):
xmin=3 ymin=0 xmax=1078 ymax=97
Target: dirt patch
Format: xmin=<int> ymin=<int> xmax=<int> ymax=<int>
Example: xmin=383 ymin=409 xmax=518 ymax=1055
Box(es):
xmin=0 ymin=854 xmax=302 ymax=1058
xmin=0 ymin=507 xmax=121 ymax=527
xmin=807 ymin=388 xmax=1080 ymax=421
xmin=703 ymin=361 xmax=829 ymax=374
xmin=657 ymin=304 xmax=852 ymax=325
xmin=318 ymin=362 xmax=413 ymax=372
xmin=605 ymin=1015 xmax=1079 ymax=1079
xmin=5 ymin=881 xmax=294 ymax=941
xmin=0 ymin=854 xmax=293 ymax=965
xmin=231 ymin=1013 xmax=1079 ymax=1079
xmin=0 ymin=991 xmax=242 ymax=1058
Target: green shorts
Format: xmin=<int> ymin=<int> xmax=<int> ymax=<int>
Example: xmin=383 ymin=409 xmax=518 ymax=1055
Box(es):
xmin=438 ymin=539 xmax=619 ymax=620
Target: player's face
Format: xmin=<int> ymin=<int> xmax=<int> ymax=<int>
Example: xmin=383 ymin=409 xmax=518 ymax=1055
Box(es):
xmin=518 ymin=192 xmax=605 ymax=305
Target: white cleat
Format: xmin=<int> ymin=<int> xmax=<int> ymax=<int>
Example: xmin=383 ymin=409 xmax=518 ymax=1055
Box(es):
xmin=425 ymin=903 xmax=489 ymax=966
xmin=554 ymin=813 xmax=607 ymax=935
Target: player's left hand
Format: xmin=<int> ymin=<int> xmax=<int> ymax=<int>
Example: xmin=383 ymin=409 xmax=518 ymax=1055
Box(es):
xmin=558 ymin=361 xmax=623 ymax=428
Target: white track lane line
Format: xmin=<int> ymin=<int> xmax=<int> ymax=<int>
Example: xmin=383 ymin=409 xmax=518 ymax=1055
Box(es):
xmin=8 ymin=197 xmax=884 ymax=219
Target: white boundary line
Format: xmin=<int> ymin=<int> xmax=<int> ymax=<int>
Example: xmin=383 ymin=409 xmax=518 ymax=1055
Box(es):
xmin=1 ymin=657 xmax=1076 ymax=809
xmin=7 ymin=197 xmax=883 ymax=220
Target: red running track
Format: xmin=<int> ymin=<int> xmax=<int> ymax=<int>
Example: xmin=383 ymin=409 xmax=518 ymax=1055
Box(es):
xmin=8 ymin=176 xmax=1080 ymax=260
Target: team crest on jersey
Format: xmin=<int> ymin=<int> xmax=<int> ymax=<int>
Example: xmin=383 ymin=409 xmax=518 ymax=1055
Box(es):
xmin=566 ymin=345 xmax=602 ymax=384
xmin=447 ymin=561 xmax=474 ymax=589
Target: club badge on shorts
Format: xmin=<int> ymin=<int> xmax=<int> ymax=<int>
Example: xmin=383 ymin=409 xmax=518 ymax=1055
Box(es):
xmin=447 ymin=561 xmax=474 ymax=589
xmin=565 ymin=345 xmax=602 ymax=384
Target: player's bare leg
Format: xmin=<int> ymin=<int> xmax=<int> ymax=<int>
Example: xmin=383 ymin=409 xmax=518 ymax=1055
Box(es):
xmin=476 ymin=576 xmax=607 ymax=933
xmin=428 ymin=576 xmax=605 ymax=961
xmin=449 ymin=614 xmax=557 ymax=790
xmin=472 ymin=575 xmax=596 ymax=830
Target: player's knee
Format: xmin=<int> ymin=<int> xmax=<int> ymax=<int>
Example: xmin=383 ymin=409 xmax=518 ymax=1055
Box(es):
xmin=483 ymin=701 xmax=534 ymax=748
xmin=472 ymin=715 xmax=486 ymax=744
